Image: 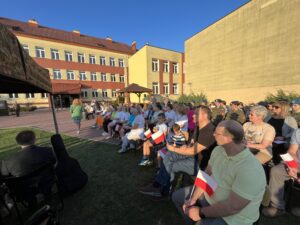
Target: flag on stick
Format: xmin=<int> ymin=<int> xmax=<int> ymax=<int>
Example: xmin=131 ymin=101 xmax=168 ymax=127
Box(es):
xmin=144 ymin=129 xmax=152 ymax=139
xmin=194 ymin=170 xmax=218 ymax=197
xmin=280 ymin=153 xmax=298 ymax=168
xmin=151 ymin=130 xmax=165 ymax=144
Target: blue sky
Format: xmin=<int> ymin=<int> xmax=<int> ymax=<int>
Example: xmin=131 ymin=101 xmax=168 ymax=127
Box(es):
xmin=0 ymin=0 xmax=249 ymax=52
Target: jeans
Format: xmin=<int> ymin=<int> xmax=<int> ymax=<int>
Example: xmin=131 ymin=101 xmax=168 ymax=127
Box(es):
xmin=155 ymin=153 xmax=197 ymax=194
xmin=172 ymin=186 xmax=227 ymax=225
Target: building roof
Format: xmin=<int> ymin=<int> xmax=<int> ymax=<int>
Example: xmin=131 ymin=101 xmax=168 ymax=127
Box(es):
xmin=117 ymin=83 xmax=152 ymax=93
xmin=51 ymin=81 xmax=91 ymax=94
xmin=0 ymin=17 xmax=136 ymax=55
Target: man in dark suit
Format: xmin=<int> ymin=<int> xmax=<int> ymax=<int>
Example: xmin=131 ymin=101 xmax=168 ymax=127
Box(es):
xmin=1 ymin=130 xmax=56 ymax=198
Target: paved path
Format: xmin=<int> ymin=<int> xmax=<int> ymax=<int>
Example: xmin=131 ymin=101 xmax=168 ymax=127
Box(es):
xmin=0 ymin=109 xmax=116 ymax=144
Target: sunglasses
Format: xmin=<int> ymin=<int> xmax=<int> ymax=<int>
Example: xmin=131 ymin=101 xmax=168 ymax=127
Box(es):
xmin=272 ymin=106 xmax=280 ymax=109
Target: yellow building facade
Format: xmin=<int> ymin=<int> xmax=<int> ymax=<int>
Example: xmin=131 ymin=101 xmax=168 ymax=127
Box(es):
xmin=184 ymin=0 xmax=300 ymax=103
xmin=128 ymin=45 xmax=184 ymax=103
xmin=0 ymin=18 xmax=136 ymax=107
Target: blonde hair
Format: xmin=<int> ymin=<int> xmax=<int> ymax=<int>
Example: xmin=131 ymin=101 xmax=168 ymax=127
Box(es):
xmin=72 ymin=98 xmax=82 ymax=105
xmin=274 ymin=101 xmax=290 ymax=118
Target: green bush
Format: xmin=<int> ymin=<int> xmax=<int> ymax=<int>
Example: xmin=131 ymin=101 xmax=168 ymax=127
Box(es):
xmin=177 ymin=93 xmax=207 ymax=105
xmin=264 ymin=89 xmax=300 ymax=103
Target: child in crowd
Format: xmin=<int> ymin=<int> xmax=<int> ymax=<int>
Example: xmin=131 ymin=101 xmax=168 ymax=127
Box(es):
xmin=139 ymin=113 xmax=168 ymax=166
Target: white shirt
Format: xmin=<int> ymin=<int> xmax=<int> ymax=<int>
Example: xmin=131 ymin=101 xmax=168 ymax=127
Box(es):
xmin=133 ymin=114 xmax=145 ymax=129
xmin=155 ymin=123 xmax=168 ymax=134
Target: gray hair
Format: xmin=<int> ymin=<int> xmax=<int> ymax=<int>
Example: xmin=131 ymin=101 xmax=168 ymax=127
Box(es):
xmin=250 ymin=105 xmax=268 ymax=120
xmin=218 ymin=120 xmax=244 ymax=144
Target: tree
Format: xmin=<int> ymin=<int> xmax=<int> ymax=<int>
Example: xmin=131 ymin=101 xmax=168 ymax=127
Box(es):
xmin=264 ymin=89 xmax=300 ymax=102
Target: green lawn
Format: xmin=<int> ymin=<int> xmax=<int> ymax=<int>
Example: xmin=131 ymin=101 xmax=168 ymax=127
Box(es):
xmin=1 ymin=128 xmax=299 ymax=225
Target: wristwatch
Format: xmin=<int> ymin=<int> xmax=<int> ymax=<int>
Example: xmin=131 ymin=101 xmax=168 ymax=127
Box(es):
xmin=199 ymin=210 xmax=206 ymax=219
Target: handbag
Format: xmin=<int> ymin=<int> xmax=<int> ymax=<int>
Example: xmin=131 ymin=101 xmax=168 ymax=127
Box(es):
xmin=284 ymin=178 xmax=300 ymax=212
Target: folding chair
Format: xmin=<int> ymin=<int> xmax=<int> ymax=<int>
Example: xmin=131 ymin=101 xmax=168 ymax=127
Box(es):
xmin=3 ymin=163 xmax=63 ymax=225
xmin=25 ymin=205 xmax=60 ymax=225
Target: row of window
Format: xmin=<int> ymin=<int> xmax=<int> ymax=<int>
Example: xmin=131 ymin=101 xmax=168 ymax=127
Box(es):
xmin=9 ymin=93 xmax=48 ymax=99
xmin=52 ymin=69 xmax=125 ymax=82
xmin=152 ymin=59 xmax=179 ymax=73
xmin=81 ymin=89 xmax=117 ymax=98
xmin=23 ymin=45 xmax=125 ymax=67
xmin=152 ymin=83 xmax=178 ymax=95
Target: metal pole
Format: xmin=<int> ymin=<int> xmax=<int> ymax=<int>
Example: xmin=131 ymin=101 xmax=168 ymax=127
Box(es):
xmin=50 ymin=94 xmax=59 ymax=134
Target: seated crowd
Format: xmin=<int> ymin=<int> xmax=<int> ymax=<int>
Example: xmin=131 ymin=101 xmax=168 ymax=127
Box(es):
xmin=91 ymin=97 xmax=300 ymax=224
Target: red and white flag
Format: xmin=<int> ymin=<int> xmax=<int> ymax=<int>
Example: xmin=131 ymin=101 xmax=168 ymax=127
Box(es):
xmin=151 ymin=130 xmax=165 ymax=144
xmin=158 ymin=148 xmax=168 ymax=159
xmin=280 ymin=153 xmax=298 ymax=168
xmin=144 ymin=129 xmax=152 ymax=139
xmin=194 ymin=170 xmax=218 ymax=197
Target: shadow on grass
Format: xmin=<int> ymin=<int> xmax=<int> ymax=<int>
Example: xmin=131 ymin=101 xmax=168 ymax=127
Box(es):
xmin=1 ymin=128 xmax=299 ymax=225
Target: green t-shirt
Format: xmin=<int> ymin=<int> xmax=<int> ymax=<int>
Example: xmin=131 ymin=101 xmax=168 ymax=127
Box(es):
xmin=205 ymin=146 xmax=266 ymax=225
xmin=70 ymin=104 xmax=83 ymax=118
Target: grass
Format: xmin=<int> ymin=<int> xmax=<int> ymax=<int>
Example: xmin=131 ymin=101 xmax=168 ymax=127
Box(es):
xmin=1 ymin=127 xmax=300 ymax=225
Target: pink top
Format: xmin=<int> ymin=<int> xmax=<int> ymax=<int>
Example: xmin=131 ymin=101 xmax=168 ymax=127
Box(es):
xmin=187 ymin=109 xmax=195 ymax=130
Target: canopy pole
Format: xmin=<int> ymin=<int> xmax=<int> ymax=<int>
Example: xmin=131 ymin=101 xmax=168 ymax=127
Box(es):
xmin=50 ymin=94 xmax=59 ymax=134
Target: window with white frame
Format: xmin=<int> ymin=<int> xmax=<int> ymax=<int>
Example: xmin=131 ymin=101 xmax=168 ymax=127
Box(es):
xmin=101 ymin=73 xmax=107 ymax=81
xmin=51 ymin=49 xmax=59 ymax=60
xmin=152 ymin=59 xmax=159 ymax=72
xmin=9 ymin=93 xmax=19 ymax=98
xmin=89 ymin=55 xmax=96 ymax=64
xmin=90 ymin=72 xmax=97 ymax=81
xmin=92 ymin=90 xmax=98 ymax=98
xmin=110 ymin=74 xmax=116 ymax=82
xmin=35 ymin=47 xmax=45 ymax=58
xmin=163 ymin=83 xmax=169 ymax=95
xmin=67 ymin=70 xmax=75 ymax=80
xmin=173 ymin=83 xmax=178 ymax=95
xmin=173 ymin=63 xmax=179 ymax=74
xmin=118 ymin=59 xmax=124 ymax=67
xmin=79 ymin=71 xmax=86 ymax=80
xmin=163 ymin=61 xmax=169 ymax=73
xmin=81 ymin=91 xmax=88 ymax=98
xmin=65 ymin=51 xmax=73 ymax=61
xmin=109 ymin=57 xmax=115 ymax=66
xmin=41 ymin=93 xmax=48 ymax=98
xmin=102 ymin=89 xmax=108 ymax=97
xmin=119 ymin=75 xmax=125 ymax=83
xmin=152 ymin=82 xmax=159 ymax=94
xmin=23 ymin=45 xmax=29 ymax=54
xmin=100 ymin=56 xmax=106 ymax=65
xmin=26 ymin=93 xmax=35 ymax=98
xmin=78 ymin=53 xmax=85 ymax=63
xmin=112 ymin=89 xmax=116 ymax=97
xmin=53 ymin=69 xmax=62 ymax=80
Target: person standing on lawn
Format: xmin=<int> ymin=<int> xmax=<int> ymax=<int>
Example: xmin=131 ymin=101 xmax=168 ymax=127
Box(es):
xmin=70 ymin=98 xmax=84 ymax=134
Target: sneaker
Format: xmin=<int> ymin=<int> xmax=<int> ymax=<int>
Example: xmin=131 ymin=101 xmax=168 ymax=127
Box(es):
xmin=262 ymin=206 xmax=285 ymax=217
xmin=102 ymin=132 xmax=108 ymax=136
xmin=138 ymin=159 xmax=153 ymax=166
xmin=139 ymin=183 xmax=162 ymax=197
xmin=77 ymin=130 xmax=80 ymax=134
xmin=118 ymin=148 xmax=127 ymax=154
xmin=91 ymin=125 xmax=97 ymax=129
xmin=105 ymin=136 xmax=112 ymax=140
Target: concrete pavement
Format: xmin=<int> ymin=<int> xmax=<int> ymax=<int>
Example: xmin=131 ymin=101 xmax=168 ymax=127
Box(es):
xmin=0 ymin=109 xmax=116 ymax=144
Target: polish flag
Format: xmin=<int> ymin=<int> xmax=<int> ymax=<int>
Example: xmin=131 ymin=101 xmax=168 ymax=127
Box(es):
xmin=194 ymin=170 xmax=218 ymax=197
xmin=175 ymin=120 xmax=188 ymax=127
xmin=280 ymin=153 xmax=298 ymax=168
xmin=158 ymin=148 xmax=168 ymax=159
xmin=144 ymin=129 xmax=152 ymax=139
xmin=151 ymin=130 xmax=165 ymax=144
